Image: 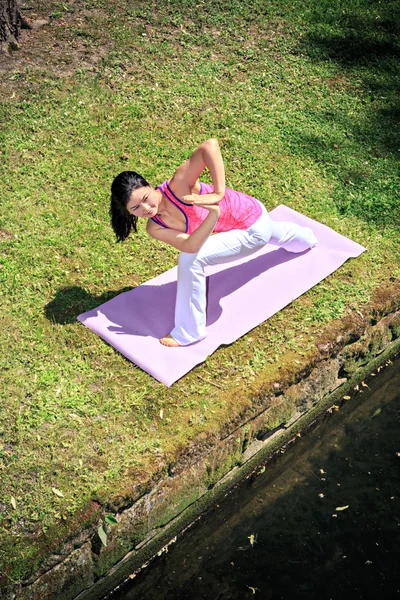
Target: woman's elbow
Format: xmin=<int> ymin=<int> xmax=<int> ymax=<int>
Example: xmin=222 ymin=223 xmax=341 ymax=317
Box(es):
xmin=181 ymin=240 xmax=201 ymax=254
xmin=203 ymin=137 xmax=219 ymax=149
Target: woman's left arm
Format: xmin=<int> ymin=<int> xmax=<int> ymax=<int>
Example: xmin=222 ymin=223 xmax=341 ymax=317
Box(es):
xmin=169 ymin=138 xmax=226 ymax=205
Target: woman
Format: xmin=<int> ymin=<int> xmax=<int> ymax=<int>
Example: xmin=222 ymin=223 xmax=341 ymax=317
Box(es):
xmin=110 ymin=139 xmax=317 ymax=347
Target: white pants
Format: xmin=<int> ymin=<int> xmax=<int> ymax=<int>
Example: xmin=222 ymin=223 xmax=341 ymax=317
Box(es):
xmin=170 ymin=204 xmax=317 ymax=345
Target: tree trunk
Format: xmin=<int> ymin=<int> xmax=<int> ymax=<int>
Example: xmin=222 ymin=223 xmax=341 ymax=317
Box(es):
xmin=0 ymin=0 xmax=21 ymax=50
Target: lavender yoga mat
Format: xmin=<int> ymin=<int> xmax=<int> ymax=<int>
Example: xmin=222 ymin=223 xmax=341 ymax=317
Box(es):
xmin=78 ymin=205 xmax=365 ymax=386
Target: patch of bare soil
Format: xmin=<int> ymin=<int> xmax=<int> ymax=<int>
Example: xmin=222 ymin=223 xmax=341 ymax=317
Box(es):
xmin=0 ymin=1 xmax=110 ymax=81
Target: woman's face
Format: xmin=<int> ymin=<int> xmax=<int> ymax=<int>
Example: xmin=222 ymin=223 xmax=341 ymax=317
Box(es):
xmin=126 ymin=186 xmax=161 ymax=219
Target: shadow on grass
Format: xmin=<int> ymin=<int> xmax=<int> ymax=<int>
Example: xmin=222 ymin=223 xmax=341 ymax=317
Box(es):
xmin=44 ymin=247 xmax=300 ymax=333
xmin=44 ymin=285 xmax=133 ymax=325
xmin=292 ymin=2 xmax=400 ymax=227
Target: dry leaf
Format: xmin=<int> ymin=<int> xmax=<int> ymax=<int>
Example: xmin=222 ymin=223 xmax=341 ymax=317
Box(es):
xmin=10 ymin=496 xmax=16 ymax=510
xmin=343 ymin=396 xmax=351 ymax=400
xmin=335 ymin=505 xmax=349 ymax=511
xmin=159 ymin=409 xmax=163 ymax=419
xmin=52 ymin=487 xmax=64 ymax=498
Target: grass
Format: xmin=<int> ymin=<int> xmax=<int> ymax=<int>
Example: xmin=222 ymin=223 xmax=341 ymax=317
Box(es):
xmin=0 ymin=0 xmax=399 ymax=584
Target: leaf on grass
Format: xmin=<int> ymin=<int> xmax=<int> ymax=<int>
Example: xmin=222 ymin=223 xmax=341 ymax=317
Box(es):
xmin=52 ymin=487 xmax=64 ymax=498
xmin=335 ymin=505 xmax=349 ymax=511
xmin=343 ymin=396 xmax=351 ymax=400
xmin=10 ymin=496 xmax=16 ymax=510
xmin=159 ymin=409 xmax=163 ymax=420
xmin=105 ymin=514 xmax=118 ymax=525
xmin=372 ymin=408 xmax=381 ymax=418
xmin=98 ymin=524 xmax=107 ymax=546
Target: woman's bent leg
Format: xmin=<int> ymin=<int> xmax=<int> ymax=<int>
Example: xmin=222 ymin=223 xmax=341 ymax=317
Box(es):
xmin=170 ymin=214 xmax=272 ymax=345
xmin=169 ymin=208 xmax=318 ymax=345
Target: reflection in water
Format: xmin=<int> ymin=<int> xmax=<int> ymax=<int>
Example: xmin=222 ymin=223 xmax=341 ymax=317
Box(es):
xmin=111 ymin=357 xmax=400 ymax=600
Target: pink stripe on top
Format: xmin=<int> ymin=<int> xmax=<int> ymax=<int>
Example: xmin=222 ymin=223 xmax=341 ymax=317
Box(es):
xmin=154 ymin=180 xmax=263 ymax=234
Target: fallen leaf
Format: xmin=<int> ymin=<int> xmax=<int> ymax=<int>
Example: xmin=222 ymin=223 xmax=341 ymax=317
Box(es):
xmin=52 ymin=488 xmax=64 ymax=498
xmin=361 ymin=381 xmax=369 ymax=388
xmin=343 ymin=396 xmax=351 ymax=400
xmin=159 ymin=409 xmax=163 ymax=419
xmin=98 ymin=524 xmax=107 ymax=546
xmin=248 ymin=533 xmax=257 ymax=546
xmin=10 ymin=496 xmax=16 ymax=510
xmin=319 ymin=468 xmax=326 ymax=474
xmin=128 ymin=573 xmax=137 ymax=579
xmin=372 ymin=408 xmax=381 ymax=418
xmin=246 ymin=586 xmax=259 ymax=594
xmin=336 ymin=505 xmax=349 ymax=511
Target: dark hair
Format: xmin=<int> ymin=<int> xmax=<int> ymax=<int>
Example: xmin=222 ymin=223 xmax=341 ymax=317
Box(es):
xmin=110 ymin=171 xmax=151 ymax=242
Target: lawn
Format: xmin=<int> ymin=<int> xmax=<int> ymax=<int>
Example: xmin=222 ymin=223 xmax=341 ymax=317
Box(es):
xmin=0 ymin=0 xmax=399 ymax=584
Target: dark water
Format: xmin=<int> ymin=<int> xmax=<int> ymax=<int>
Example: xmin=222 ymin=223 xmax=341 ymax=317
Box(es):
xmin=111 ymin=356 xmax=400 ymax=600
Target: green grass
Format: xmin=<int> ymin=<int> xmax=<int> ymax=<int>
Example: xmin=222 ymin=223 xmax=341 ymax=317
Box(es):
xmin=0 ymin=0 xmax=399 ymax=584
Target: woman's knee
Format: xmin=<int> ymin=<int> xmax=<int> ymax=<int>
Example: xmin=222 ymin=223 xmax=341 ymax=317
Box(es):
xmin=178 ymin=251 xmax=203 ymax=271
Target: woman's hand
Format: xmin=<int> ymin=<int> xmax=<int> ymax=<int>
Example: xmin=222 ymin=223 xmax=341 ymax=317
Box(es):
xmin=182 ymin=192 xmax=224 ymax=206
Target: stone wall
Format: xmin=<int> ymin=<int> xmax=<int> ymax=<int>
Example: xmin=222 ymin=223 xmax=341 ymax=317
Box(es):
xmin=4 ymin=306 xmax=400 ymax=600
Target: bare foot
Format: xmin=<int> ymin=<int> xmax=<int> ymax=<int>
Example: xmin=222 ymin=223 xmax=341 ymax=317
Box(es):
xmin=159 ymin=334 xmax=181 ymax=347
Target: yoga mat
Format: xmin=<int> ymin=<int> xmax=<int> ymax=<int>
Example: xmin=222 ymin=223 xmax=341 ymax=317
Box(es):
xmin=78 ymin=205 xmax=366 ymax=386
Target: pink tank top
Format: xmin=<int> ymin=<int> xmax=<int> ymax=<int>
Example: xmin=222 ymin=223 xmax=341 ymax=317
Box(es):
xmin=153 ymin=180 xmax=262 ymax=234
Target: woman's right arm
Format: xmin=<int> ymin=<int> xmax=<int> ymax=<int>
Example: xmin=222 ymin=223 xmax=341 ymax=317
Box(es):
xmin=146 ymin=204 xmax=220 ymax=253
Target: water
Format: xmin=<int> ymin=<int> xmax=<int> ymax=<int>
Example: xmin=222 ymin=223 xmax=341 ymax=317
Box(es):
xmin=111 ymin=356 xmax=400 ymax=600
